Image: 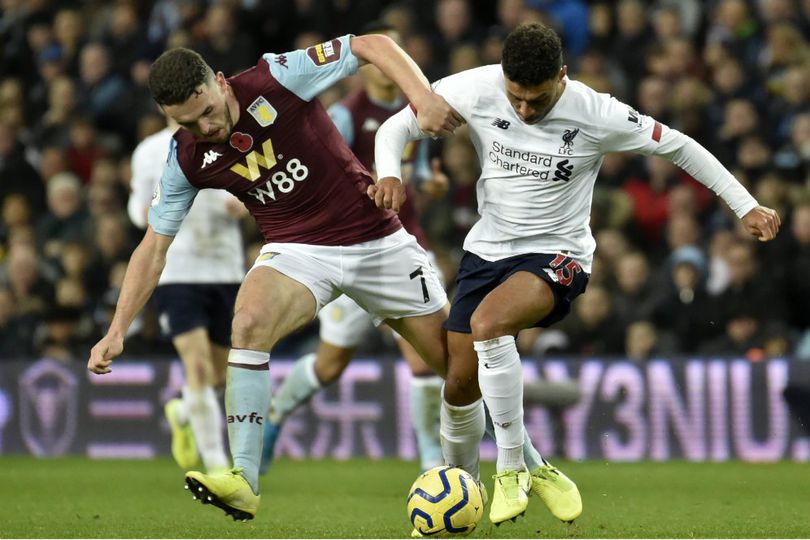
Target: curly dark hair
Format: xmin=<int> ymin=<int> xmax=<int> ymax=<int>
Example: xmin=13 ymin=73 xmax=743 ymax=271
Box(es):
xmin=149 ymin=48 xmax=213 ymax=106
xmin=501 ymin=23 xmax=563 ymax=87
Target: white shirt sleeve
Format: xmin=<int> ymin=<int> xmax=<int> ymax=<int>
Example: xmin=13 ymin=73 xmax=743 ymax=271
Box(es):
xmin=128 ymin=137 xmax=165 ymax=229
xmin=598 ymin=97 xmax=758 ymax=219
xmin=375 ymin=105 xmax=426 ymax=182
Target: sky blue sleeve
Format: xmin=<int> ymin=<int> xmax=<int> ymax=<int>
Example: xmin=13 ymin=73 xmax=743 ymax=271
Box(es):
xmin=263 ymin=35 xmax=358 ymax=101
xmin=147 ymin=141 xmax=198 ymax=236
xmin=327 ymin=102 xmax=354 ymax=146
xmin=413 ymin=140 xmax=431 ymax=183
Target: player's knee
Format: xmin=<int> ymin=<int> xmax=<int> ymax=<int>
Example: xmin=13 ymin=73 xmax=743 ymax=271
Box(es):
xmin=469 ymin=310 xmax=511 ymax=341
xmin=231 ymin=309 xmax=272 ymax=350
xmin=443 ymin=375 xmax=480 ymax=406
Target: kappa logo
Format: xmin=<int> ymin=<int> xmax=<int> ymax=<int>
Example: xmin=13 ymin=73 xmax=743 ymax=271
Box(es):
xmin=552 ymin=159 xmax=573 ymax=182
xmin=248 ymin=96 xmax=277 ymax=127
xmin=559 ymin=128 xmax=579 ymax=155
xmin=492 ymin=118 xmax=511 ymax=129
xmin=201 ymin=149 xmax=222 ymax=169
xmin=306 ymin=39 xmax=342 ymax=66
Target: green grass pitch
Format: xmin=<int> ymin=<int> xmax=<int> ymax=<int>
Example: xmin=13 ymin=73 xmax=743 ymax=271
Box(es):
xmin=1 ymin=457 xmax=808 ymax=538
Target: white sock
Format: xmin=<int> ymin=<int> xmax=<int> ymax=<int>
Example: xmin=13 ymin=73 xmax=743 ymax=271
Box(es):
xmin=183 ymin=385 xmax=230 ymax=471
xmin=410 ymin=375 xmax=443 ymax=470
xmin=269 ymin=352 xmax=320 ymax=424
xmin=440 ymin=393 xmax=485 ymax=482
xmin=475 ymin=335 xmax=525 ymax=472
xmin=484 ymin=412 xmax=544 ymax=470
xmin=172 ymin=397 xmax=189 ymax=425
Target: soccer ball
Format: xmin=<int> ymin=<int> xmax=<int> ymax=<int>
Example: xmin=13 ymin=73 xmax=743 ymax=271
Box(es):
xmin=406 ymin=466 xmax=483 ymax=537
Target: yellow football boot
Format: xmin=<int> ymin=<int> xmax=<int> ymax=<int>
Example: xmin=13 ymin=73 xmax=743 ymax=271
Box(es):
xmin=489 ymin=469 xmax=530 ymax=525
xmin=530 ymin=458 xmax=582 ymax=522
xmin=185 ymin=468 xmax=260 ymax=521
xmin=164 ymin=398 xmax=199 ymax=470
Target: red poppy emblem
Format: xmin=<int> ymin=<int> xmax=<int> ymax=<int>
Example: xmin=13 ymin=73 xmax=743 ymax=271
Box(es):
xmin=230 ymin=132 xmax=253 ymax=152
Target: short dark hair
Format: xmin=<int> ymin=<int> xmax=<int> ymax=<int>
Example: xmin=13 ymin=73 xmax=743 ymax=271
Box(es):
xmin=501 ymin=23 xmax=563 ymax=87
xmin=149 ymin=48 xmax=213 ymax=106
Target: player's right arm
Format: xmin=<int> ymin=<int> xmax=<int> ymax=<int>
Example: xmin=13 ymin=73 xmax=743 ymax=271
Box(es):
xmin=88 ymin=227 xmax=173 ymax=374
xmin=372 ymin=72 xmax=474 ymax=211
xmin=88 ymin=142 xmax=197 ymax=374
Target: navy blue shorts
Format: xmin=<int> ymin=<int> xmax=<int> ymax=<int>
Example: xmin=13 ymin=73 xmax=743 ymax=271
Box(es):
xmin=445 ymin=251 xmax=589 ymax=333
xmin=151 ymin=284 xmax=240 ymax=346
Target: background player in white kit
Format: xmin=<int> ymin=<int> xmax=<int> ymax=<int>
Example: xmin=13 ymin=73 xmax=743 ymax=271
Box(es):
xmin=260 ymin=22 xmax=447 ymax=475
xmin=129 ymin=117 xmax=246 ymax=474
xmin=374 ymin=23 xmax=781 ymax=527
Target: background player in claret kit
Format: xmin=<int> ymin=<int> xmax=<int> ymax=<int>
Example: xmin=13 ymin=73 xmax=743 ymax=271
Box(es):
xmin=259 ymin=22 xmax=448 ymax=475
xmin=374 ymin=22 xmax=781 ymax=528
xmin=129 ymin=115 xmax=246 ymax=475
xmin=87 ymin=33 xmax=465 ymax=521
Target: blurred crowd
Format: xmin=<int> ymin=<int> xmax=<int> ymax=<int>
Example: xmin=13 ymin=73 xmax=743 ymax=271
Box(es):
xmin=1 ymin=0 xmax=810 ymax=363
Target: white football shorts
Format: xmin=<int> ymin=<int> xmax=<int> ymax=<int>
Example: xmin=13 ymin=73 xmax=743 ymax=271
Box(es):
xmin=248 ymin=228 xmax=447 ymax=330
xmin=317 ymin=251 xmax=446 ymax=348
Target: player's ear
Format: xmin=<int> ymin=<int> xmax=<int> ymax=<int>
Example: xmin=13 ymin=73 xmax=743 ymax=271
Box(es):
xmin=559 ymin=65 xmax=568 ymax=80
xmin=215 ymin=71 xmax=227 ymax=89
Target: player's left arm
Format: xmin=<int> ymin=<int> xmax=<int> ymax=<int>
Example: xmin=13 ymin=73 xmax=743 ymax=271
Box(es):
xmin=264 ymin=35 xmax=460 ymax=137
xmin=598 ymin=98 xmax=781 ymax=241
xmin=372 ymin=104 xmax=430 ymax=211
xmin=350 ymin=34 xmax=462 ymax=137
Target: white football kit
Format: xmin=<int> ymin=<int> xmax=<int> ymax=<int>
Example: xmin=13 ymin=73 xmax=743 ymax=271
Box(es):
xmin=376 ymin=65 xmax=758 ymax=273
xmin=129 ymin=128 xmax=245 ymax=284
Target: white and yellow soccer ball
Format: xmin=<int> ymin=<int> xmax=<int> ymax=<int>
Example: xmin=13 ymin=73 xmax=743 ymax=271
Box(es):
xmin=407 ymin=466 xmax=484 ymax=537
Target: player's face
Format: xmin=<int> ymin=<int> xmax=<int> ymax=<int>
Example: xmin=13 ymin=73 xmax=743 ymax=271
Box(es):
xmin=504 ymin=66 xmax=567 ymax=124
xmin=163 ymin=72 xmax=235 ymax=143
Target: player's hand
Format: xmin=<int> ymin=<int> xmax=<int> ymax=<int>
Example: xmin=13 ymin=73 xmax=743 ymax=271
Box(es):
xmin=414 ymin=93 xmax=464 ymax=137
xmin=741 ymin=205 xmax=781 ymax=241
xmin=368 ymin=177 xmax=407 ymax=212
xmin=88 ymin=334 xmax=124 ymax=375
xmin=421 ymin=158 xmax=449 ymax=199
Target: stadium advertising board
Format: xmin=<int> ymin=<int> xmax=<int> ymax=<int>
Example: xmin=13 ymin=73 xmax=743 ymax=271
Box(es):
xmin=0 ymin=358 xmax=807 ymax=461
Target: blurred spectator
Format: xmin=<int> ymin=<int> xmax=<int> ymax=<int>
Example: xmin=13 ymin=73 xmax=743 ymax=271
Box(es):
xmin=76 ymin=42 xmax=132 ymax=139
xmin=195 ymin=4 xmax=256 ymax=75
xmin=612 ymin=251 xmax=656 ymax=326
xmin=559 ymin=285 xmax=625 ymax=355
xmin=2 ymin=244 xmax=53 ymax=317
xmin=0 ymin=120 xmax=45 ymax=212
xmin=625 ymin=320 xmax=676 ymax=362
xmin=0 ymin=286 xmax=35 ymax=358
xmin=653 ymin=245 xmax=716 ymax=352
xmin=36 ymin=171 xmax=91 ymax=259
xmin=788 ymin=200 xmax=810 ymax=359
xmin=712 ymin=241 xmax=786 ymax=329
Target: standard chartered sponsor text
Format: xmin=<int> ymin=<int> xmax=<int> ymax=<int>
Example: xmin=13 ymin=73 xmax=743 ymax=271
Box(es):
xmin=489 ymin=140 xmax=552 ymax=179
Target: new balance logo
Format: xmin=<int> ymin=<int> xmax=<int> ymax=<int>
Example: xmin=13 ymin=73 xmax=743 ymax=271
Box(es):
xmin=227 ymin=412 xmax=263 ymax=425
xmin=492 ymin=118 xmax=511 ymax=129
xmin=552 ymin=159 xmax=573 ymax=182
xmin=201 ymin=150 xmax=222 ymax=168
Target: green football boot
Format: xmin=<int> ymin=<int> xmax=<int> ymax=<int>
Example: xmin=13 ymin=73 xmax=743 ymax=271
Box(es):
xmin=185 ymin=468 xmax=260 ymax=521
xmin=530 ymin=458 xmax=582 ymax=522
